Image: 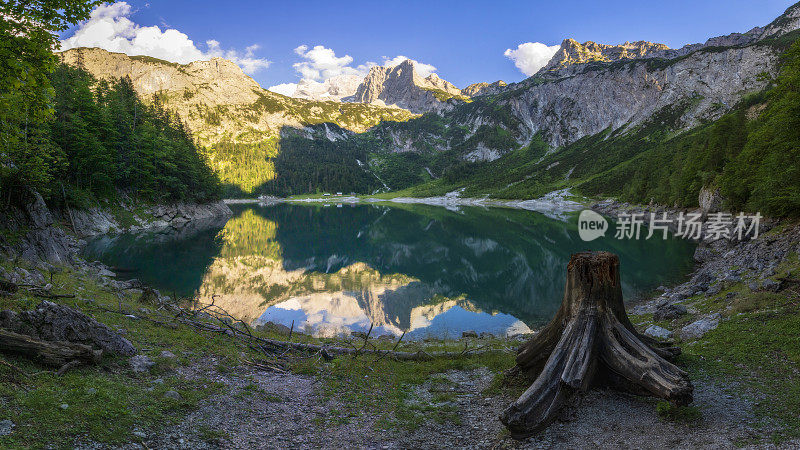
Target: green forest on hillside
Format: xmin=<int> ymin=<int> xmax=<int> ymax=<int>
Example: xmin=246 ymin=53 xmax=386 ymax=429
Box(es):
xmin=0 ymin=1 xmax=221 ymax=208
xmin=390 ymin=38 xmax=800 ymax=217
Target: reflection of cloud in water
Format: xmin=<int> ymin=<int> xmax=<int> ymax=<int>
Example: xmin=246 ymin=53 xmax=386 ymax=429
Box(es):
xmin=88 ymin=203 xmax=695 ymax=340
xmin=256 ymin=293 xmax=532 ymax=339
xmin=406 ymin=306 xmax=531 ymax=340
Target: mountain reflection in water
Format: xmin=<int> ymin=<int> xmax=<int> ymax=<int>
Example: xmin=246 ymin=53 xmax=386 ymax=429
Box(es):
xmin=83 ymin=203 xmax=696 ymax=338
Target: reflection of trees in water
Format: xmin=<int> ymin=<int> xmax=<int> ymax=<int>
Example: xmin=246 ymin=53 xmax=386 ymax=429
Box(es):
xmin=216 ymin=209 xmax=282 ymax=260
xmin=85 ymin=203 xmax=695 ymax=332
xmin=262 ymin=204 xmax=695 ymax=326
xmin=81 ymin=217 xmax=228 ymax=296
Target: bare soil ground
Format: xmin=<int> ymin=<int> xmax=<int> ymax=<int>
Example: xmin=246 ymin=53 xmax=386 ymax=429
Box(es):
xmin=116 ymin=359 xmax=795 ymax=450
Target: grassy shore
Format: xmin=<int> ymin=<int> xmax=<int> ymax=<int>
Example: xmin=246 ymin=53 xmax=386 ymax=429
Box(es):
xmin=0 ymin=259 xmax=516 ymax=447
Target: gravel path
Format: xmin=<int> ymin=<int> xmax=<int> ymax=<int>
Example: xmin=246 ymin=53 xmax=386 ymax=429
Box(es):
xmin=106 ymin=358 xmax=794 ymax=450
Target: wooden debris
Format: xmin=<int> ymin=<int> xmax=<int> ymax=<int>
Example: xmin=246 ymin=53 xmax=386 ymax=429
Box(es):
xmin=0 ymin=329 xmax=101 ymax=367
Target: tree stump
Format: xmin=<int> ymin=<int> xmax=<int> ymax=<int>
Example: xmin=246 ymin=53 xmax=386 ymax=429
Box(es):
xmin=500 ymin=251 xmax=693 ymax=438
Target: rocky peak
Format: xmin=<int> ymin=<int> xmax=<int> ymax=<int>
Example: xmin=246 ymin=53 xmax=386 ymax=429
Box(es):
xmin=351 ymin=59 xmax=465 ymax=113
xmin=761 ymin=1 xmax=800 ymax=38
xmin=462 ymin=80 xmax=507 ymax=97
xmin=58 ymin=47 xmax=262 ymax=103
xmin=420 ymin=73 xmax=461 ymax=95
xmin=541 ymin=39 xmax=670 ymax=72
xmin=292 ymin=74 xmax=363 ymax=102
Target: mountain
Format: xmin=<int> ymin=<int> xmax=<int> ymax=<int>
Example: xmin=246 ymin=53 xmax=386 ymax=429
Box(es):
xmin=59 ymin=48 xmax=414 ymax=146
xmin=58 ymin=47 xmax=416 ymax=194
xmin=57 ymin=2 xmax=800 ymax=205
xmin=291 ymin=74 xmax=363 ymax=101
xmin=539 ymin=39 xmax=670 ymax=73
xmin=292 ymin=2 xmax=800 ymax=203
xmin=282 ymin=60 xmax=472 ymax=113
xmin=351 ymin=59 xmax=470 ymax=113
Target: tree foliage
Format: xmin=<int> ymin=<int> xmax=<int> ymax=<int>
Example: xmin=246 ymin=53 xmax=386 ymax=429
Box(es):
xmin=48 ymin=64 xmax=221 ymax=204
xmin=0 ymin=0 xmax=99 ymax=198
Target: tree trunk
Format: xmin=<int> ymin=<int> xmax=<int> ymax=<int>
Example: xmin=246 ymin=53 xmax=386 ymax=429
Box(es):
xmin=500 ymin=251 xmax=693 ymax=438
xmin=0 ymin=329 xmax=102 ymax=367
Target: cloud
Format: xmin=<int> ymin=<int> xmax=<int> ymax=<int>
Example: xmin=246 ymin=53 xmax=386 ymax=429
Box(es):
xmin=504 ymin=42 xmax=560 ymax=76
xmin=59 ymin=2 xmax=270 ymax=74
xmin=382 ymin=56 xmax=437 ymax=78
xmin=292 ymin=45 xmax=375 ymax=81
xmin=206 ymin=41 xmax=270 ymax=74
xmin=269 ymin=44 xmax=440 ymax=98
xmin=268 ymin=82 xmax=298 ymax=96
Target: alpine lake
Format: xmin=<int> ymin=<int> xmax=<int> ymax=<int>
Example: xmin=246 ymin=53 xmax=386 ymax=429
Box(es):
xmin=83 ymin=202 xmax=696 ymax=339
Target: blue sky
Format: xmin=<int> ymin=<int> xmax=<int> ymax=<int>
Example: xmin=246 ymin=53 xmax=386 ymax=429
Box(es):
xmin=60 ymin=0 xmax=796 ymax=90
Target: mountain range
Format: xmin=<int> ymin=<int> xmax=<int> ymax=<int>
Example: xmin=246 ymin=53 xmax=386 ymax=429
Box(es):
xmin=58 ymin=2 xmax=800 ymax=202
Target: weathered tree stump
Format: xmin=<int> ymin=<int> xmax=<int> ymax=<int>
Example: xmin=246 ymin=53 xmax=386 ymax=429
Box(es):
xmin=500 ymin=251 xmax=693 ymax=438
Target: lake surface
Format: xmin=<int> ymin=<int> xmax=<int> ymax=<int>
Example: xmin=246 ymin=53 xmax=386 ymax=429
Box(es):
xmin=83 ymin=203 xmax=696 ymax=339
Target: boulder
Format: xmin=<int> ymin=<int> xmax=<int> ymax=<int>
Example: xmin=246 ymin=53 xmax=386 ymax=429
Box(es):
xmin=681 ymin=314 xmax=721 ymax=340
xmin=130 ymin=355 xmax=155 ymax=373
xmin=0 ymin=301 xmax=136 ymax=356
xmin=761 ymin=278 xmax=782 ymax=292
xmin=654 ymin=303 xmax=687 ymax=321
xmin=644 ymin=325 xmax=673 ymax=340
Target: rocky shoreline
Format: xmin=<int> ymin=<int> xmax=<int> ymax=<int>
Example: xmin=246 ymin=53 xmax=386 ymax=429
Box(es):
xmin=0 ymin=193 xmax=232 ymax=287
xmin=68 ymin=200 xmax=232 ymax=237
xmin=591 ymin=198 xmax=798 ymax=341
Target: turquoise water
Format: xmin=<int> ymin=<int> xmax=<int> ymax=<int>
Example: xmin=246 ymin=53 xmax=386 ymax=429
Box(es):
xmin=83 ymin=203 xmax=696 ymax=338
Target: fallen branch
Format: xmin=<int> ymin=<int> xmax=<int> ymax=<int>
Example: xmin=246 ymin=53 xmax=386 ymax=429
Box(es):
xmin=0 ymin=329 xmax=101 ymax=367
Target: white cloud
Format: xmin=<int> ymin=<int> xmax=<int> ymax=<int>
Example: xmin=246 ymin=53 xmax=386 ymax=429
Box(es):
xmin=268 ymin=82 xmax=298 ymax=96
xmin=292 ymin=45 xmax=375 ymax=81
xmin=504 ymin=42 xmax=560 ymax=76
xmin=59 ymin=2 xmax=270 ymax=74
xmin=206 ymin=40 xmax=270 ymax=74
xmin=382 ymin=56 xmax=437 ymax=78
xmin=270 ymin=44 xmax=440 ymax=99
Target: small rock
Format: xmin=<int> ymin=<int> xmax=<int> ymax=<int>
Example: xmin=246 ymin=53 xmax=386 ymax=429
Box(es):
xmin=133 ymin=431 xmax=147 ymax=438
xmin=60 ymin=403 xmax=69 ymax=410
xmin=0 ymin=419 xmax=14 ymax=436
xmin=761 ymin=278 xmax=782 ymax=292
xmin=644 ymin=325 xmax=672 ymax=340
xmin=479 ymin=332 xmax=495 ymax=339
xmin=706 ymin=284 xmax=722 ymax=296
xmin=461 ymin=330 xmax=478 ymax=339
xmin=163 ymin=390 xmax=182 ymax=401
xmin=129 ymin=355 xmax=155 ymax=373
xmin=653 ymin=304 xmax=687 ymax=321
xmin=681 ymin=314 xmax=721 ymax=340
xmin=86 ymin=388 xmax=97 ymax=395
xmin=159 ymin=350 xmax=176 ymax=358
